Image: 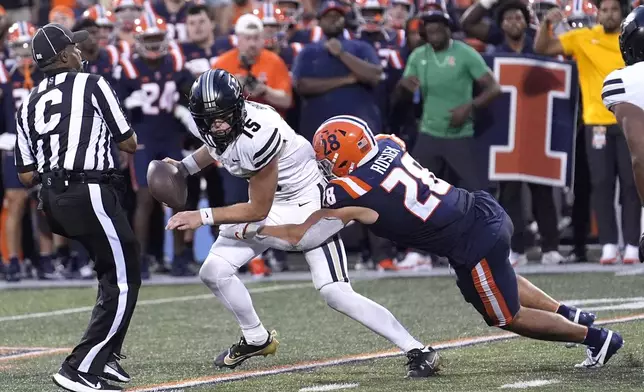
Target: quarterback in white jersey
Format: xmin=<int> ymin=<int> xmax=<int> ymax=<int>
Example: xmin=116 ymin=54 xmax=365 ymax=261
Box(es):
xmin=602 ymin=5 xmax=644 ymax=263
xmin=164 ymin=69 xmax=437 ymax=377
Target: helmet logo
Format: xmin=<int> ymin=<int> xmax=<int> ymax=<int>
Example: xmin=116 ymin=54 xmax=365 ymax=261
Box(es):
xmin=321 ymin=133 xmax=341 ymax=155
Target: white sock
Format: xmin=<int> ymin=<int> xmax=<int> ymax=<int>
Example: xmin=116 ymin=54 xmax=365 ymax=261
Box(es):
xmin=200 ymin=257 xmax=269 ymax=345
xmin=320 ymin=282 xmax=424 ymax=353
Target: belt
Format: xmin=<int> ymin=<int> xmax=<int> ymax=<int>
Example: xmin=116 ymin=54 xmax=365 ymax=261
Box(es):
xmin=41 ymin=169 xmax=123 ymax=186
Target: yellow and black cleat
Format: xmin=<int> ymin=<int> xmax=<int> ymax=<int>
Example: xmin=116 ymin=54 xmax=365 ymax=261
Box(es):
xmin=215 ymin=330 xmax=279 ymax=369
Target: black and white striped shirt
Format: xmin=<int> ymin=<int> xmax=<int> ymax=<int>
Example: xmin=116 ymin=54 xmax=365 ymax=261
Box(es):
xmin=14 ymin=71 xmax=133 ymax=174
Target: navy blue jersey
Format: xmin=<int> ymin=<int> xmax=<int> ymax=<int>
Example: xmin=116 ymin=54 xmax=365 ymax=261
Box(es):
xmin=358 ymin=29 xmax=405 ymax=132
xmin=8 ymin=64 xmax=44 ymax=115
xmin=0 ymin=64 xmax=14 ymax=135
xmin=115 ymin=53 xmax=194 ymax=143
xmin=180 ymin=41 xmax=218 ymax=76
xmin=323 ymin=136 xmax=505 ymax=267
xmin=152 ymin=0 xmax=193 ymax=42
xmin=86 ymin=48 xmax=118 ymax=84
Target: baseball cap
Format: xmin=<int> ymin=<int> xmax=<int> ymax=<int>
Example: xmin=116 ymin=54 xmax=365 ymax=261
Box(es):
xmin=318 ymin=1 xmax=349 ymax=17
xmin=235 ymin=14 xmax=264 ymax=35
xmin=31 ymin=23 xmax=89 ymax=67
xmin=420 ymin=10 xmax=451 ymax=24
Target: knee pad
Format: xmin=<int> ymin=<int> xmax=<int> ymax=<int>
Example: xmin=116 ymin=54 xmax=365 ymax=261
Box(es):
xmin=319 ymin=281 xmax=354 ymax=311
xmin=199 ymin=253 xmax=237 ymax=288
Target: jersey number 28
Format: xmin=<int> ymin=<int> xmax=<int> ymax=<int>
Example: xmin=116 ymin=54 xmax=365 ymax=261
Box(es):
xmin=380 ymin=154 xmax=451 ymax=221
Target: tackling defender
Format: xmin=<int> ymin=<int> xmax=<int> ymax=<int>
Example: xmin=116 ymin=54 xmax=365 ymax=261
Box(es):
xmin=602 ymin=5 xmax=644 ymax=262
xmin=164 ymin=69 xmax=438 ymax=377
xmin=222 ymin=115 xmax=624 ymax=368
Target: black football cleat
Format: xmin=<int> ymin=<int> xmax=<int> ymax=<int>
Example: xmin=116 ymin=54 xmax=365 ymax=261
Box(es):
xmin=575 ymin=328 xmax=624 ymax=368
xmin=52 ymin=362 xmax=122 ymax=391
xmin=102 ymin=353 xmax=130 ymax=383
xmin=214 ymin=330 xmax=279 ymax=369
xmin=406 ymin=346 xmax=442 ymax=378
xmin=405 ymin=346 xmax=441 ymax=378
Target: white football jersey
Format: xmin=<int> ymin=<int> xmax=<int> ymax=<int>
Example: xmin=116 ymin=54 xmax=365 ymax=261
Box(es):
xmin=602 ymin=63 xmax=644 ymax=110
xmin=193 ymin=101 xmax=322 ymax=202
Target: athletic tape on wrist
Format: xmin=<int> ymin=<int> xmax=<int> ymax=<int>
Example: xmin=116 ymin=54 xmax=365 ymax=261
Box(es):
xmin=200 ymin=208 xmax=214 ymax=226
xmin=181 ymin=155 xmax=200 ymax=175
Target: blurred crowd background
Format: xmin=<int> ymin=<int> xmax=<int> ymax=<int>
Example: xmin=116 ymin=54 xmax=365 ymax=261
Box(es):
xmin=0 ymin=0 xmax=639 ymax=282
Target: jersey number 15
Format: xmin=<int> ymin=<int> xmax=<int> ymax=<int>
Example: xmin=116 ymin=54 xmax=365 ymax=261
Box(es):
xmin=380 ymin=154 xmax=451 ymax=221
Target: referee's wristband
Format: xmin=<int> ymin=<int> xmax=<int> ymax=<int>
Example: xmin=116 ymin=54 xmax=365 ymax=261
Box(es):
xmin=181 ymin=155 xmax=200 ymax=176
xmin=200 ymin=208 xmax=215 ymax=226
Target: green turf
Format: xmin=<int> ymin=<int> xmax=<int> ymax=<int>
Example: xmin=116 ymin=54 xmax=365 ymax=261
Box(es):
xmin=0 ymin=273 xmax=643 ymax=392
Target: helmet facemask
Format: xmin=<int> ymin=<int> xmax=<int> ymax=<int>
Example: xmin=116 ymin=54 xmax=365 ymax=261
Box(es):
xmin=194 ymin=102 xmax=246 ymax=153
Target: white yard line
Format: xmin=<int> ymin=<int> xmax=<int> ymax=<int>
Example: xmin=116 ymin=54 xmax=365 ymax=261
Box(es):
xmin=299 ymin=383 xmax=360 ymax=391
xmin=500 ymin=380 xmax=560 ymax=389
xmin=0 ymin=283 xmax=312 ymax=323
xmin=127 ymin=311 xmax=644 ymax=392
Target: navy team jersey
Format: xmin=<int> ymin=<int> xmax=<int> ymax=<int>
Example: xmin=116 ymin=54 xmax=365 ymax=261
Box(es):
xmin=213 ymin=35 xmax=238 ymax=59
xmin=152 ymin=0 xmax=193 ymax=42
xmin=115 ymin=52 xmax=194 ymax=144
xmin=323 ymin=136 xmax=506 ymax=268
xmin=86 ymin=48 xmax=119 ymax=84
xmin=180 ymin=41 xmax=219 ymax=76
xmin=358 ymin=30 xmax=405 ymax=133
xmin=0 ymin=64 xmax=15 ymax=135
xmin=289 ymin=26 xmax=353 ymax=44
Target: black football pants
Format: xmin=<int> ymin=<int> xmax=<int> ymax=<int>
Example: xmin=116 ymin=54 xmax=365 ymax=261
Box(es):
xmin=40 ymin=181 xmax=140 ymax=375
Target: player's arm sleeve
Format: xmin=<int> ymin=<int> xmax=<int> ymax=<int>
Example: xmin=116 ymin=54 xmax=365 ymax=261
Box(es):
xmin=256 ymin=209 xmax=349 ymax=251
xmin=241 ymin=126 xmax=283 ymax=172
xmin=0 ymin=82 xmax=15 ymax=135
xmin=602 ymin=69 xmax=629 ymax=111
xmin=92 ymin=76 xmax=135 ymax=143
xmin=14 ymin=105 xmax=36 ymax=173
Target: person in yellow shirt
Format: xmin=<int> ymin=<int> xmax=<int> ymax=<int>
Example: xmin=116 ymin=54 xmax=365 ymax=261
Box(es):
xmin=534 ymin=0 xmax=640 ymax=265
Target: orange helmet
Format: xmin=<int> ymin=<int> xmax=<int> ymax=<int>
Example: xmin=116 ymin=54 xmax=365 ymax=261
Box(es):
xmin=274 ymin=0 xmax=303 ymax=26
xmin=7 ymin=21 xmax=36 ymax=63
xmin=563 ymin=0 xmax=596 ymax=29
xmin=134 ymin=11 xmax=169 ymax=59
xmin=356 ymin=0 xmax=391 ymax=32
xmin=49 ymin=5 xmax=75 ymax=29
xmin=313 ymin=115 xmax=379 ymax=179
xmin=83 ymin=5 xmax=116 ymax=28
xmin=253 ymin=2 xmax=288 ymax=47
xmin=114 ymin=0 xmax=144 ymax=31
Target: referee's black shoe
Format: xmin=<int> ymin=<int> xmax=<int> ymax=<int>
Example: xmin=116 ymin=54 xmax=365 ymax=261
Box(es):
xmin=52 ymin=362 xmax=122 ymax=391
xmin=102 ymin=353 xmax=131 ymax=383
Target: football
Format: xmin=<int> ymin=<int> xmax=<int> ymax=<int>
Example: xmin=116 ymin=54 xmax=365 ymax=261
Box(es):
xmin=146 ymin=160 xmax=188 ymax=210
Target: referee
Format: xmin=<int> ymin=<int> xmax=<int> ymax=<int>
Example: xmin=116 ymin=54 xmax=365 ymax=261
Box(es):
xmin=15 ymin=23 xmax=140 ymax=392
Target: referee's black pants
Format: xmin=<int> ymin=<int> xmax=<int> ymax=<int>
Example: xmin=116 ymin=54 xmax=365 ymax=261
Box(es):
xmin=585 ymin=125 xmax=641 ymax=246
xmin=40 ymin=181 xmax=140 ymax=375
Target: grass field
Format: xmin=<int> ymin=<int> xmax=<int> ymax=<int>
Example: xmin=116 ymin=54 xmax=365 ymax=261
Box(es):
xmin=1 ymin=271 xmax=644 ymax=392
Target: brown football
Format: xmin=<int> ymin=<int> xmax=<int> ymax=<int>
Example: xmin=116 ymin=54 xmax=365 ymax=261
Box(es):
xmin=146 ymin=160 xmax=187 ymax=210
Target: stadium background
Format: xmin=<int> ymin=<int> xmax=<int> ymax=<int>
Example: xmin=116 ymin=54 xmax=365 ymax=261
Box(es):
xmin=0 ymin=0 xmax=638 ymax=278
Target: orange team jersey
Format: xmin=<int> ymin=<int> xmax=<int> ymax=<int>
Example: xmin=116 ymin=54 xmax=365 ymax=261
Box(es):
xmin=213 ymin=48 xmax=292 ymax=112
